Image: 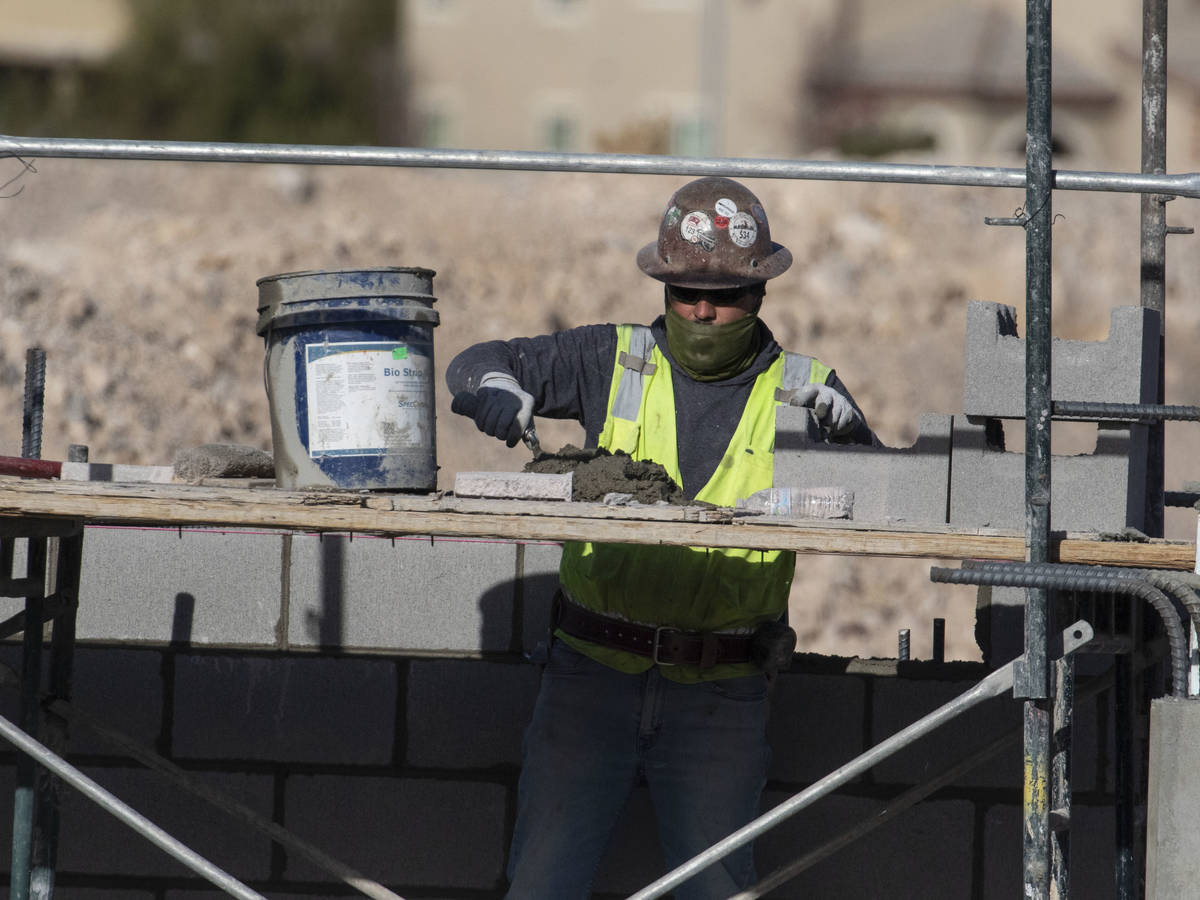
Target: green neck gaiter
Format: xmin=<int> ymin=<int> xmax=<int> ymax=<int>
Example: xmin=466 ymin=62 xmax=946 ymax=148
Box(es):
xmin=664 ymin=305 xmax=762 ymax=382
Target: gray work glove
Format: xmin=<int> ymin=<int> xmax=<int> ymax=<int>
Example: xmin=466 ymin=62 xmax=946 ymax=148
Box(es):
xmin=792 ymin=383 xmax=860 ymax=436
xmin=452 ymin=371 xmax=534 ymax=448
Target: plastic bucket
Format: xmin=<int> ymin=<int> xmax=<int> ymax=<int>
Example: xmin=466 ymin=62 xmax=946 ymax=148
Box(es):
xmin=256 ymin=267 xmax=439 ymax=491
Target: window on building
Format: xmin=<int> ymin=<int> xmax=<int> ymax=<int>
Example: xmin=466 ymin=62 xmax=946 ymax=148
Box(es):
xmin=420 ymin=109 xmax=451 ymax=148
xmin=536 ymin=0 xmax=588 ymax=23
xmin=544 ymin=114 xmax=577 ymax=151
xmin=672 ymin=116 xmax=711 ymax=157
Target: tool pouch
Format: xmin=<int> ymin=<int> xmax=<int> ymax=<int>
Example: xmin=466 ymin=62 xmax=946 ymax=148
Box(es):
xmin=749 ymin=620 xmax=797 ymax=675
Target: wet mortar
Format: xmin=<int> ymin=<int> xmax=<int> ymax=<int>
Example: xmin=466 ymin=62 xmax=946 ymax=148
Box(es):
xmin=524 ymin=445 xmax=686 ymax=505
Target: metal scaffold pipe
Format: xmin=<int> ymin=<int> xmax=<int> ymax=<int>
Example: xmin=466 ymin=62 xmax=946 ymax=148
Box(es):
xmin=0 ymin=709 xmax=267 ymax=900
xmin=5 ymin=135 xmax=1200 ymax=198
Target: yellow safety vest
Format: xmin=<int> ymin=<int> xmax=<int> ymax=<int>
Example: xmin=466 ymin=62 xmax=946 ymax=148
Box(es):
xmin=557 ymin=324 xmax=833 ymax=682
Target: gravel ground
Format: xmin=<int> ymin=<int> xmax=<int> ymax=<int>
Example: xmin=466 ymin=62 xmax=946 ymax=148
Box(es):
xmin=3 ymin=155 xmax=1199 ymax=662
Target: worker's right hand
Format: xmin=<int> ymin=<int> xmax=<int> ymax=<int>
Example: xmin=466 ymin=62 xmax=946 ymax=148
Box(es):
xmin=451 ymin=372 xmax=534 ymax=448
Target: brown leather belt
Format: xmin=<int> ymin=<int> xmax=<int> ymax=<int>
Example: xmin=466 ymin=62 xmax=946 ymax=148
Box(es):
xmin=554 ymin=594 xmax=753 ymax=668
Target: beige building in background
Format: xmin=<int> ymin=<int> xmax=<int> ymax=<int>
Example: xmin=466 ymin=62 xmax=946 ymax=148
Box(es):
xmin=402 ymin=0 xmax=822 ymax=159
xmin=0 ymin=0 xmax=129 ymax=65
xmin=402 ymin=0 xmax=1200 ymax=171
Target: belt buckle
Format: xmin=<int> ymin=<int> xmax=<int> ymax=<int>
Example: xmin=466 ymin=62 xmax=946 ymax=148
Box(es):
xmin=652 ymin=626 xmax=679 ymax=666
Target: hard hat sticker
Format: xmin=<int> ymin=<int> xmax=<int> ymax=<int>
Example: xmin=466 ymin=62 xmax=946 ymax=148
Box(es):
xmin=715 ymin=198 xmax=737 ymax=217
xmin=728 ymin=212 xmax=758 ymax=248
xmin=663 ymin=205 xmax=682 ymax=230
xmin=714 ymin=215 xmax=730 ymax=229
xmin=680 ymin=210 xmax=716 ymax=252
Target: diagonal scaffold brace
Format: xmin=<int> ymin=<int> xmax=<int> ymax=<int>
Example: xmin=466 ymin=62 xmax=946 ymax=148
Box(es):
xmin=624 ymin=620 xmax=1096 ymax=900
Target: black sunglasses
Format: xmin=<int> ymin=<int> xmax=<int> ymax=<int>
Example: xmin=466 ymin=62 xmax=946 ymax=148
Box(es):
xmin=666 ymin=284 xmax=762 ymax=306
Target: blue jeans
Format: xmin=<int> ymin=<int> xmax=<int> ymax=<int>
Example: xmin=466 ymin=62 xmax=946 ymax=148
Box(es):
xmin=506 ymin=640 xmax=771 ymax=900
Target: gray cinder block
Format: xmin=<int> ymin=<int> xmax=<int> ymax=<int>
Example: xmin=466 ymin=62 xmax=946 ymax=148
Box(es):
xmin=869 ymin=677 xmax=1018 ymax=788
xmin=76 ymin=526 xmax=284 ymax=647
xmin=283 ymin=775 xmax=508 ymax=888
xmin=453 ymin=471 xmax=572 ymax=501
xmin=58 ymin=768 xmax=274 ymax=879
xmin=774 ymin=411 xmax=952 ymax=525
xmin=519 ymin=541 xmax=564 ymax=654
xmin=949 ymin=415 xmax=1148 ymax=532
xmin=172 ymin=655 xmax=397 ymax=764
xmin=1146 ymin=698 xmax=1200 ymax=899
xmin=767 ymin=672 xmax=867 ymax=784
xmin=963 ymin=300 xmax=1160 ymax=418
xmin=287 ymin=532 xmax=520 ymax=653
xmin=755 ymin=792 xmax=975 ymax=898
xmin=66 ymin=648 xmax=165 ymax=756
xmin=406 ymin=659 xmax=540 ymax=768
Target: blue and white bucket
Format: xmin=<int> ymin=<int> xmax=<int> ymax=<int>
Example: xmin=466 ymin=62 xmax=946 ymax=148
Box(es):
xmin=256 ymin=267 xmax=439 ymax=491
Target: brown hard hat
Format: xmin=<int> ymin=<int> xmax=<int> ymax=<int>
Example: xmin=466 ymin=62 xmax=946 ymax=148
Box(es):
xmin=636 ymin=176 xmax=792 ymax=289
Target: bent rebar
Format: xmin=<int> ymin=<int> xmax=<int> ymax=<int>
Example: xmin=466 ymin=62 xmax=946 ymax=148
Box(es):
xmin=963 ymin=560 xmax=1200 ymax=644
xmin=931 ymin=563 xmax=1188 ymax=696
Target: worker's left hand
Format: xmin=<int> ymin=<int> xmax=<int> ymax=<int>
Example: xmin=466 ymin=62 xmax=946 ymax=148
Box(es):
xmin=791 ymin=383 xmax=860 ymax=436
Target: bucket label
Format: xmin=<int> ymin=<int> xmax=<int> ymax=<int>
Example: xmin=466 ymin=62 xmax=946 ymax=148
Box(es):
xmin=304 ymin=341 xmax=431 ymax=456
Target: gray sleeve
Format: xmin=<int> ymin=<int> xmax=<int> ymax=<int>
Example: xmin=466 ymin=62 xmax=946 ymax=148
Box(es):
xmin=445 ymin=324 xmax=618 ymax=445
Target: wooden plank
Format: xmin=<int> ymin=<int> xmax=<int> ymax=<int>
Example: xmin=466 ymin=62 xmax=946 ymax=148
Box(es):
xmin=0 ymin=477 xmax=1192 ymax=569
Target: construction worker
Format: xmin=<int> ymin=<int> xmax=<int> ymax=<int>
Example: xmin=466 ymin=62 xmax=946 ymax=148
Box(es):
xmin=446 ymin=176 xmax=879 ymax=899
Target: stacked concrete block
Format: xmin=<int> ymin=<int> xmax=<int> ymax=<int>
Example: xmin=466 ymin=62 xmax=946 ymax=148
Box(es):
xmin=772 ymin=300 xmax=1159 ymax=536
xmin=953 ymin=299 xmax=1158 ymax=533
xmin=72 ymin=525 xmax=564 ymax=657
xmin=949 ymin=415 xmax=1148 ymax=532
xmin=75 ymin=526 xmax=285 ymax=646
xmin=774 ymin=410 xmax=953 ymax=524
xmin=0 ymin=640 xmax=1128 ymax=897
xmin=284 ymin=532 xmax=562 ymax=655
xmin=1146 ymin=697 xmax=1200 ymax=899
xmin=286 ymin=532 xmax=523 ymax=654
xmin=957 ymin=300 xmax=1160 ymax=667
xmin=962 ymin=301 xmax=1161 ymax=418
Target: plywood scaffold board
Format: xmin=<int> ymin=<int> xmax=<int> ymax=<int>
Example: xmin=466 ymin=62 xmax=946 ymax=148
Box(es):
xmin=0 ymin=476 xmax=1193 ymax=570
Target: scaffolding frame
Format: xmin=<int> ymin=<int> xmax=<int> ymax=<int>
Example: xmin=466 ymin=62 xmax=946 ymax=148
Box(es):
xmin=0 ymin=0 xmax=1193 ymax=897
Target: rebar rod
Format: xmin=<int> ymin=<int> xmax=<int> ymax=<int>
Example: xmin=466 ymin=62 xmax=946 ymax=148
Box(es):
xmin=625 ymin=622 xmax=1094 ymax=900
xmin=20 ymin=349 xmax=44 ymax=461
xmin=0 ymin=707 xmax=266 ymax=900
xmin=1051 ymin=401 xmax=1200 ymax=422
xmin=930 ymin=565 xmax=1187 ymax=695
xmin=5 ymin=135 xmax=1200 ymax=197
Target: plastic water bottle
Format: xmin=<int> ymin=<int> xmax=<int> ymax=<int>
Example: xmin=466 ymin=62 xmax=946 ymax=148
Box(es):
xmin=735 ymin=486 xmax=854 ymax=520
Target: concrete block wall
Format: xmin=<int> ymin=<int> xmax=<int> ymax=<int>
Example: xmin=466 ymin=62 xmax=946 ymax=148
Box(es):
xmin=773 ymin=300 xmax=1159 ymax=534
xmin=0 ymin=527 xmax=1132 ymax=898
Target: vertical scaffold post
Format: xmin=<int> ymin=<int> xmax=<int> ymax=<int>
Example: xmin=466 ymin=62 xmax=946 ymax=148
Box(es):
xmin=1021 ymin=1 xmax=1054 ymax=898
xmin=1140 ymin=0 xmax=1168 ymax=538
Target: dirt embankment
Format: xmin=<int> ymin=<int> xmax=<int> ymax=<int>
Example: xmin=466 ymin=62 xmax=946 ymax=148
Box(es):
xmin=4 ymin=157 xmax=1200 ymax=661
